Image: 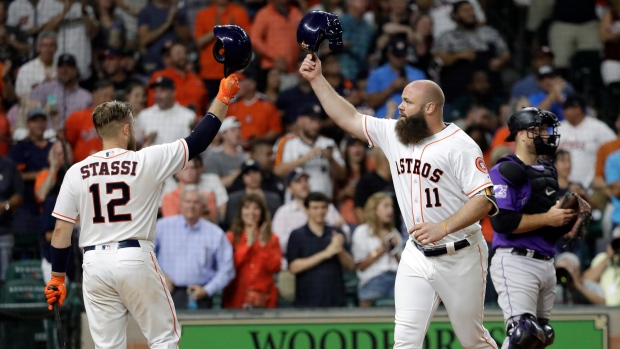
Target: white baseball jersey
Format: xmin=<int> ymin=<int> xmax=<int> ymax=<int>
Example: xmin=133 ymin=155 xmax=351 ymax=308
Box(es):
xmin=52 ymin=140 xmax=189 ymax=247
xmin=362 ymin=116 xmax=492 ymax=243
xmin=557 ymin=116 xmax=616 ymax=188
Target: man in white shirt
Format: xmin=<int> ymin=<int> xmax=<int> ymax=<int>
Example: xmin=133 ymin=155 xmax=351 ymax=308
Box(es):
xmin=135 ymin=76 xmax=195 ymax=147
xmin=274 ymin=104 xmax=346 ymax=199
xmin=37 ymin=0 xmax=98 ymax=81
xmin=15 ymin=31 xmax=58 ymax=101
xmin=272 ymin=168 xmax=349 ymax=302
xmin=557 ymin=95 xmax=616 ymax=188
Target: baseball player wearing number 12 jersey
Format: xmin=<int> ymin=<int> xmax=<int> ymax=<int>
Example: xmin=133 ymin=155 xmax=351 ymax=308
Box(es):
xmin=300 ymin=53 xmax=498 ymax=348
xmin=42 ymin=74 xmax=241 ymax=348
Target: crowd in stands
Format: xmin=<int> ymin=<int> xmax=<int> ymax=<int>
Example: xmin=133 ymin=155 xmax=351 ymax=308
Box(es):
xmin=1 ymin=0 xmax=620 ymax=310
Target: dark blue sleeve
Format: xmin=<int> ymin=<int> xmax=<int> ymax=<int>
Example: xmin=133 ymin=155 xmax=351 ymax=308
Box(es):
xmin=137 ymin=7 xmax=150 ymax=27
xmin=184 ymin=113 xmax=222 ymax=160
xmin=287 ymin=229 xmax=303 ymax=265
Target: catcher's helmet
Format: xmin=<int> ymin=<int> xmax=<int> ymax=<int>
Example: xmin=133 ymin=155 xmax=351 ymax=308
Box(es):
xmin=296 ymin=11 xmax=343 ymax=53
xmin=213 ymin=25 xmax=252 ymax=77
xmin=505 ymin=107 xmax=560 ymax=156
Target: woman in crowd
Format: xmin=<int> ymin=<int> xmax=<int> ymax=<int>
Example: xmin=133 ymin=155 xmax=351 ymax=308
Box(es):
xmin=336 ymin=135 xmax=367 ymax=228
xmin=263 ymin=68 xmax=281 ymax=103
xmin=124 ymin=83 xmax=146 ymax=116
xmin=352 ymin=192 xmax=401 ymax=307
xmin=224 ymin=194 xmax=281 ymax=309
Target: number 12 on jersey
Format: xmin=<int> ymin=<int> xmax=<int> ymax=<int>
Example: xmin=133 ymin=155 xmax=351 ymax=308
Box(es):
xmin=89 ymin=182 xmax=132 ymax=223
xmin=424 ymin=187 xmax=442 ymax=208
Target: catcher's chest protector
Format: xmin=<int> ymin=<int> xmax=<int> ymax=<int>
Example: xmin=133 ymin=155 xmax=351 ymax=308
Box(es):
xmin=521 ymin=163 xmax=559 ymax=215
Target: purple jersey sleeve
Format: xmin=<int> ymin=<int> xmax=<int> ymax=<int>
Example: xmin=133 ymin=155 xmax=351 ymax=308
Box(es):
xmin=489 ymin=164 xmax=530 ymax=211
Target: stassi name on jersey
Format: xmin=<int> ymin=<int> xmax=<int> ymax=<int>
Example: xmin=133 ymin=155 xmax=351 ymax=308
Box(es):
xmin=80 ymin=161 xmax=138 ymax=179
xmin=395 ymin=158 xmax=444 ymax=183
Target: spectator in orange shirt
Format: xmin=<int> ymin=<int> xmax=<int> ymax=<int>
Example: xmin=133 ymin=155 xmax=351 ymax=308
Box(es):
xmin=34 ymin=141 xmax=73 ymax=204
xmin=64 ymin=80 xmax=115 ymax=163
xmin=224 ymin=194 xmax=281 ymax=309
xmin=594 ymin=115 xmax=620 ymax=193
xmin=251 ymin=0 xmax=303 ymax=83
xmin=161 ymin=156 xmax=218 ymax=223
xmin=194 ymin=0 xmax=251 ymax=98
xmin=147 ymin=42 xmax=208 ymax=116
xmin=0 ymin=107 xmax=10 ymax=156
xmin=227 ymin=70 xmax=282 ymax=148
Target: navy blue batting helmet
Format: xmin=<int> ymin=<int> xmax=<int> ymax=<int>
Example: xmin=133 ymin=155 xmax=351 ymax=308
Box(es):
xmin=297 ymin=11 xmax=343 ymax=53
xmin=213 ymin=25 xmax=252 ymax=77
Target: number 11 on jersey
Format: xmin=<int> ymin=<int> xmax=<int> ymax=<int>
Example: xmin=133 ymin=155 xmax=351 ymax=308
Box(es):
xmin=424 ymin=187 xmax=442 ymax=208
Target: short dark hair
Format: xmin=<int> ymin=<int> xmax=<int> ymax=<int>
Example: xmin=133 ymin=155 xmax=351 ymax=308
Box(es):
xmin=452 ymin=0 xmax=471 ymax=15
xmin=93 ymin=79 xmax=114 ymax=92
xmin=553 ymin=149 xmax=570 ymax=162
xmin=303 ymin=191 xmax=330 ymax=208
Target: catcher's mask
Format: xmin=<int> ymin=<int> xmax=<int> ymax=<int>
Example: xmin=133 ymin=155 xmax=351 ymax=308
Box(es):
xmin=505 ymin=107 xmax=560 ymax=156
xmin=297 ymin=11 xmax=343 ymax=53
xmin=213 ymin=25 xmax=252 ymax=77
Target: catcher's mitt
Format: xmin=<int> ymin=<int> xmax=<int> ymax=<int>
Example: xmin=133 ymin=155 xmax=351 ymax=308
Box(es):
xmin=560 ymin=192 xmax=592 ymax=245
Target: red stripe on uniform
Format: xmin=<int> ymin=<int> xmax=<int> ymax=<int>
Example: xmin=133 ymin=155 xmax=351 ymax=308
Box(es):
xmin=149 ymin=252 xmax=180 ymax=348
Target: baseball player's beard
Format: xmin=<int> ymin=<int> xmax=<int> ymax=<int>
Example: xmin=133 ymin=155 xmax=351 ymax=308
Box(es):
xmin=394 ymin=109 xmax=433 ymax=146
xmin=127 ymin=130 xmax=137 ymax=151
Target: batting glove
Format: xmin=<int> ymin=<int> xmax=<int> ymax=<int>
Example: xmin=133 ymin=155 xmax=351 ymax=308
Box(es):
xmin=44 ymin=275 xmax=67 ymax=310
xmin=216 ymin=74 xmax=240 ymax=105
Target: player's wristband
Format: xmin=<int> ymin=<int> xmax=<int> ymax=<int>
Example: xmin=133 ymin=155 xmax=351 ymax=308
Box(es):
xmin=440 ymin=221 xmax=449 ymax=237
xmin=50 ymin=246 xmax=71 ymax=273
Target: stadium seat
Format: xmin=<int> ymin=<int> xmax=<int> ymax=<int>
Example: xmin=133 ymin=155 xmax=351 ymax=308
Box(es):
xmin=0 ymin=278 xmax=49 ymax=349
xmin=5 ymin=259 xmax=43 ymax=282
xmin=12 ymin=232 xmax=41 ymax=260
xmin=374 ymin=298 xmax=395 ymax=308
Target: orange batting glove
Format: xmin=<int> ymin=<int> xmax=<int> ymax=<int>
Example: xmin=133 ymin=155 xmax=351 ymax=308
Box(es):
xmin=216 ymin=74 xmax=240 ymax=105
xmin=44 ymin=275 xmax=67 ymax=311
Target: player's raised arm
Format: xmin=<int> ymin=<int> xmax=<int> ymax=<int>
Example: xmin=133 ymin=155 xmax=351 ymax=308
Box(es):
xmin=299 ymin=54 xmax=365 ymax=141
xmin=184 ymin=75 xmax=240 ymax=160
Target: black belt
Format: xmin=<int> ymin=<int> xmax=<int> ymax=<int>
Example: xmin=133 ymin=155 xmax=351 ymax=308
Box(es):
xmin=510 ymin=247 xmax=553 ymax=261
xmin=84 ymin=240 xmax=141 ymax=252
xmin=413 ymin=239 xmax=470 ymax=257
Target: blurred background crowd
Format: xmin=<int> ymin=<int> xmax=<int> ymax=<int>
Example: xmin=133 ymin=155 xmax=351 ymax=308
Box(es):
xmin=0 ymin=0 xmax=620 ymax=313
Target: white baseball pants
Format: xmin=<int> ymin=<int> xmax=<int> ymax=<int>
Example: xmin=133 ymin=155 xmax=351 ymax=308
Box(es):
xmin=394 ymin=234 xmax=497 ymax=349
xmin=82 ymin=240 xmax=180 ymax=349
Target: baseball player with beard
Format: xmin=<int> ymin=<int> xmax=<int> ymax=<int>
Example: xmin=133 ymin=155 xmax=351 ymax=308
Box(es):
xmin=300 ymin=53 xmax=499 ymax=348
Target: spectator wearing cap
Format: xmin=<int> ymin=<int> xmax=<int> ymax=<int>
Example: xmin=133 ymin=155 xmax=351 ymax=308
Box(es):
xmin=224 ymin=159 xmax=282 ymax=229
xmin=15 ymin=31 xmax=58 ymax=101
xmin=194 ymin=0 xmax=251 ymax=96
xmin=528 ymin=65 xmax=568 ymax=121
xmin=250 ymin=0 xmax=303 ymax=75
xmin=137 ymin=0 xmax=190 ymax=73
xmin=29 ymin=53 xmax=93 ymax=130
xmin=100 ymin=49 xmax=142 ymax=100
xmin=147 ymin=42 xmax=208 ymax=116
xmin=229 ymin=140 xmax=286 ymax=200
xmin=37 ymin=0 xmax=97 ymax=80
xmin=510 ymin=47 xmax=575 ymax=100
xmin=557 ymin=95 xmax=616 ymax=188
xmin=432 ymin=0 xmax=510 ymax=102
xmin=134 ymin=76 xmax=195 ymax=147
xmin=548 ymin=0 xmax=601 ymax=72
xmin=600 ymin=0 xmax=620 ymax=86
xmin=274 ymin=104 xmax=346 ymax=199
xmin=64 ymin=80 xmax=115 ymax=163
xmin=226 ymin=71 xmax=282 ymax=147
xmin=272 ymin=168 xmax=350 ymax=302
xmin=583 ymin=227 xmax=620 ymax=306
xmin=203 ymin=117 xmax=248 ymax=189
xmin=366 ymin=36 xmax=426 ymax=119
xmin=8 ymin=108 xmax=53 ymax=234
xmin=594 ymin=115 xmax=620 ymax=193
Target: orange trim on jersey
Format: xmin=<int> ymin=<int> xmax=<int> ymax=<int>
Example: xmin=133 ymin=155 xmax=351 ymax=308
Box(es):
xmin=363 ymin=115 xmax=375 ymax=147
xmin=478 ymin=245 xmax=498 ymax=349
xmin=179 ymin=139 xmax=188 ymax=170
xmin=150 ymin=252 xmax=180 ymax=348
xmin=274 ymin=134 xmax=296 ymax=164
xmin=90 ymin=150 xmax=130 ymax=160
xmin=466 ymin=182 xmax=493 ymax=197
xmin=418 ymin=128 xmax=461 ymax=222
xmin=52 ymin=211 xmax=77 ymax=222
